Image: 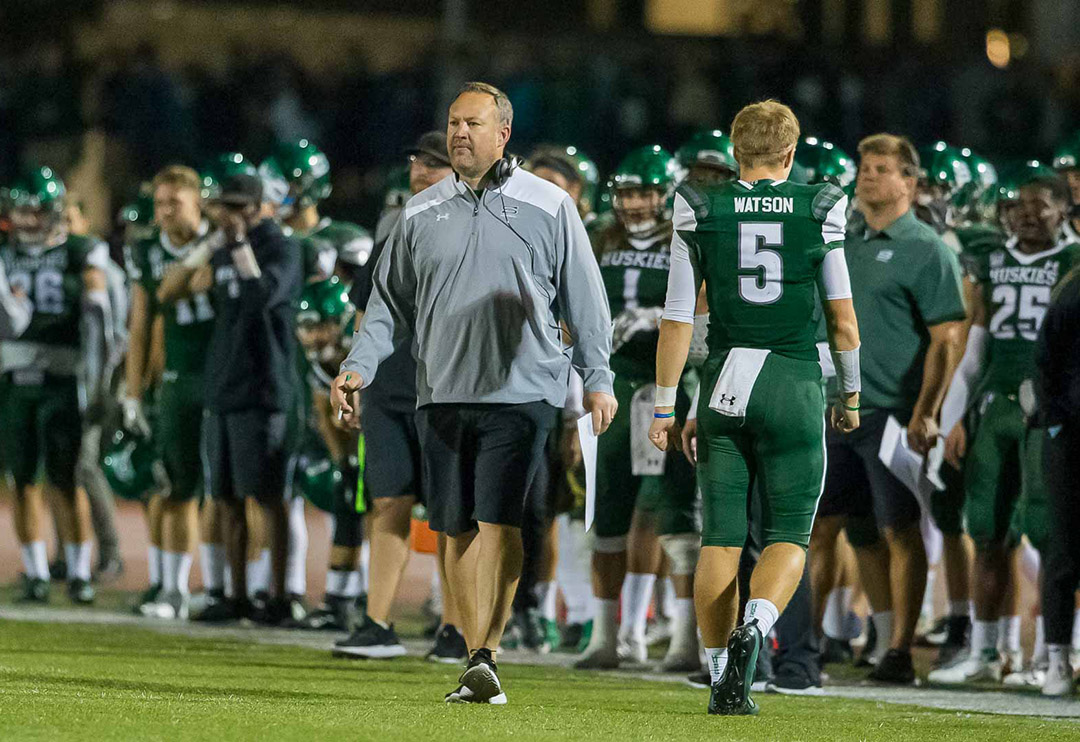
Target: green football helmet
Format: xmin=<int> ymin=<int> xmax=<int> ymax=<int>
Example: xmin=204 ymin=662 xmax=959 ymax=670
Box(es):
xmin=1052 ymin=132 xmax=1080 ymax=172
xmin=795 ymin=137 xmax=856 ymax=188
xmin=262 ymin=139 xmax=332 ymax=214
xmin=299 ymin=458 xmax=342 ymax=514
xmin=383 ymin=165 xmax=412 ymax=209
xmin=7 ymin=166 xmax=67 ymax=243
xmin=676 ymin=129 xmax=737 ymax=182
xmin=101 ymin=429 xmax=158 ymax=502
xmin=200 ymin=152 xmax=258 ymax=202
xmin=118 ymin=188 xmax=157 ymax=244
xmin=610 ymin=145 xmax=678 ymax=234
xmin=564 ymin=146 xmax=600 ymax=212
xmin=959 ymin=149 xmax=999 ymax=223
xmin=920 ymin=144 xmax=975 ymax=200
xmin=296 ymin=275 xmax=353 ymax=327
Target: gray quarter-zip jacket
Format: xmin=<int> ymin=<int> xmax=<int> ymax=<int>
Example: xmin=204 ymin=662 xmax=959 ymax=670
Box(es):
xmin=341 ymin=168 xmax=614 ymax=407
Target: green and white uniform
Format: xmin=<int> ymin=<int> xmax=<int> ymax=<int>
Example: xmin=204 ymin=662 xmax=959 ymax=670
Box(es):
xmin=297 ymin=217 xmax=373 ymax=282
xmin=128 ymin=226 xmax=215 ymax=501
xmin=0 ymin=234 xmax=109 ymax=490
xmin=590 ymin=219 xmax=696 ymax=538
xmin=664 ymin=179 xmax=850 ymax=548
xmin=964 ymin=237 xmax=1080 ymax=547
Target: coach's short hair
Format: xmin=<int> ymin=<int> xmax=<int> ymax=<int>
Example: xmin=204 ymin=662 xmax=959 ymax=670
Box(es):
xmin=151 ymin=164 xmax=202 ymax=194
xmin=730 ymin=100 xmax=800 ymax=170
xmin=456 ymin=82 xmax=514 ymax=128
xmin=857 ymin=134 xmax=921 ymax=177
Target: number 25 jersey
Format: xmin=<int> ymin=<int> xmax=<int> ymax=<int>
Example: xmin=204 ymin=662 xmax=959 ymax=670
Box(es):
xmin=672 ymin=179 xmax=848 ymax=362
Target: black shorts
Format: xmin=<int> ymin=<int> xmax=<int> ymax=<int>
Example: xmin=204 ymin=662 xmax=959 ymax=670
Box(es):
xmin=205 ymin=409 xmax=293 ymax=503
xmin=416 ymin=402 xmax=558 ymax=536
xmin=817 ymin=410 xmax=921 ymax=535
xmin=362 ymin=402 xmax=422 ymax=501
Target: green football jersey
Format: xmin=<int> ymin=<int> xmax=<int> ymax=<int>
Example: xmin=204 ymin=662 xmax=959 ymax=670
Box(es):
xmin=0 ymin=233 xmax=106 ymax=351
xmin=591 ymin=219 xmax=673 ymax=377
xmin=976 ymin=239 xmax=1080 ymax=395
xmin=675 ymin=179 xmax=847 ymax=361
xmin=298 ymin=217 xmax=373 ymax=281
xmin=128 ymin=229 xmax=215 ymax=376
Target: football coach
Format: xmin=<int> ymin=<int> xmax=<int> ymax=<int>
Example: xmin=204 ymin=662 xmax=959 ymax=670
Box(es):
xmin=331 ymin=82 xmax=616 ymax=704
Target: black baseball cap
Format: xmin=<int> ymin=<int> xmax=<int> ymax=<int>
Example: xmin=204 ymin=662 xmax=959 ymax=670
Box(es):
xmin=217 ymin=173 xmax=263 ymax=206
xmin=405 ymin=131 xmax=450 ymax=166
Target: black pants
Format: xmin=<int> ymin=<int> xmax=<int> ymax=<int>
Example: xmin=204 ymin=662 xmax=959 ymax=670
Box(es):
xmin=1041 ymin=422 xmax=1080 ymax=646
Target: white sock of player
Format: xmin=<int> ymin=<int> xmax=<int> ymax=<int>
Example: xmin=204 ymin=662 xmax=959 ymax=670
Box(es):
xmin=535 ymin=581 xmax=558 ymax=622
xmin=921 ymin=569 xmax=937 ymax=623
xmin=656 ymin=577 xmax=676 ymax=621
xmin=744 ymin=598 xmax=779 ymax=638
xmin=870 ymin=611 xmax=893 ymax=663
xmin=1034 ymin=615 xmax=1047 ymax=665
xmin=343 ymin=569 xmax=363 ymax=599
xmin=200 ymin=543 xmax=225 ymax=593
xmin=30 ymin=541 xmax=49 ymax=581
xmin=148 ymin=545 xmax=163 ymax=587
xmin=589 ymin=598 xmax=619 ymax=652
xmin=248 ymin=549 xmax=270 ymax=598
xmin=176 ymin=552 xmax=193 ymax=596
xmin=822 ymin=587 xmax=854 ymax=640
xmin=326 ymin=569 xmax=347 ymax=598
xmin=998 ymin=615 xmax=1021 ymax=653
xmin=285 ymin=497 xmax=308 ymax=597
xmin=429 ymin=560 xmax=443 ymax=614
xmin=162 ymin=552 xmax=178 ymax=594
xmin=21 ymin=543 xmax=46 ymax=580
xmin=223 ymin=562 xmax=234 ymax=599
xmin=706 ymin=647 xmax=729 ymax=685
xmin=1072 ymin=609 xmax=1080 ymax=650
xmin=65 ymin=542 xmax=92 ymax=582
xmin=619 ymin=573 xmax=656 ymax=644
xmin=667 ymin=597 xmax=698 ymax=657
xmin=972 ymin=619 xmax=999 ymax=658
xmin=359 ymin=539 xmax=370 ymax=593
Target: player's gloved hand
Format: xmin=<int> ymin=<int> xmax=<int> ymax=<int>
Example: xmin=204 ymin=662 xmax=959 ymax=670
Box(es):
xmin=122 ymin=396 xmax=151 ymax=437
xmin=584 ymin=391 xmax=618 ymax=435
xmin=907 ymin=414 xmax=938 ymax=455
xmin=331 ymin=371 xmax=364 ymax=430
xmin=944 ymin=422 xmax=967 ymax=471
xmin=611 ymin=307 xmax=664 ymax=353
xmin=680 ymin=417 xmax=698 ymax=465
xmin=649 ymin=410 xmax=681 ymax=452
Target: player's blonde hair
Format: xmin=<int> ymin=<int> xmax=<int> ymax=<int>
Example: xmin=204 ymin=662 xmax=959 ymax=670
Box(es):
xmin=152 ymin=164 xmax=202 ymax=194
xmin=730 ymin=100 xmax=800 ymax=170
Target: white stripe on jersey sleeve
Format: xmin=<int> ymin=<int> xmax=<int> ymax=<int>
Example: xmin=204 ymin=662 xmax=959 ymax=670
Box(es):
xmin=816 ymin=248 xmax=853 ymax=300
xmin=820 ymin=194 xmax=848 ymax=244
xmin=662 ymin=231 xmax=697 ymax=324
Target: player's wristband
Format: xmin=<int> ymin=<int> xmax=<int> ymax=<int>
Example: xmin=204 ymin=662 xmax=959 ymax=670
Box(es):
xmin=654 ymin=411 xmax=675 ymax=419
xmin=843 ymin=403 xmax=860 ymax=411
xmin=654 ymin=384 xmax=678 ymax=408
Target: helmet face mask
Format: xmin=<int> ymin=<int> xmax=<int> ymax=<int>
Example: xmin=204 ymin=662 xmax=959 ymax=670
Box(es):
xmin=610 ymin=145 xmax=678 ymax=235
xmin=612 ymin=186 xmax=666 ymax=234
xmin=8 ymin=167 xmax=67 ymax=245
xmin=10 ymin=203 xmax=63 ymax=244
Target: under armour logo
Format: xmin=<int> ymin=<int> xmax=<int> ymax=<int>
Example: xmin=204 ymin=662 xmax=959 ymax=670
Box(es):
xmin=720 ymin=394 xmax=737 ymax=406
xmin=436 ymin=213 xmax=449 ymax=222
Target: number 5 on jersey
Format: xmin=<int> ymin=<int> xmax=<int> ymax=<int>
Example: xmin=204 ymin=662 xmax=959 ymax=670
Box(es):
xmin=738 ymin=222 xmax=784 ymax=305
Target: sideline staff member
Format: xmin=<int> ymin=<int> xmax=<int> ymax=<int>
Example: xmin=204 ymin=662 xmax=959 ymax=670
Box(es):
xmin=332 ymin=82 xmax=616 ymax=704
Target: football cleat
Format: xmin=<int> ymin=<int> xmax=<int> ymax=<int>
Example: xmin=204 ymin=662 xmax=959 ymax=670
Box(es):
xmin=868 ymin=649 xmax=916 ymax=684
xmin=459 ymin=648 xmax=503 ymax=704
xmin=575 ymin=644 xmax=620 ymax=670
xmin=617 ymin=636 xmax=648 ymax=665
xmin=16 ymin=574 xmax=49 ymax=604
xmin=708 ymin=621 xmax=763 ymax=716
xmin=927 ymin=650 xmax=1002 ymax=684
xmin=1042 ymin=656 xmax=1075 ymax=697
xmin=67 ymin=579 xmax=95 ymax=606
xmin=426 ymin=624 xmax=468 ymax=664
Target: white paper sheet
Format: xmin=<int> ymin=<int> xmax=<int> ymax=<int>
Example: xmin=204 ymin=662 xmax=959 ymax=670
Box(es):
xmin=878 ymin=415 xmax=935 ymax=512
xmin=577 ymin=413 xmax=599 ymax=532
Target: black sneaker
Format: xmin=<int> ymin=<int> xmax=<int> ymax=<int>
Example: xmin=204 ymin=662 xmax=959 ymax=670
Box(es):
xmin=708 ymin=621 xmax=763 ymax=716
xmin=49 ymin=558 xmax=67 ymax=583
xmin=278 ymin=594 xmax=310 ymax=628
xmin=16 ymin=574 xmax=49 ymax=603
xmin=921 ymin=616 xmax=950 ymax=647
xmin=333 ymin=615 xmax=407 ymax=659
xmin=459 ymin=648 xmax=504 ymax=703
xmin=561 ymin=622 xmax=586 ymax=651
xmin=767 ymin=663 xmax=824 ymax=696
xmin=427 ymin=624 xmax=469 ymax=664
xmin=299 ymin=595 xmax=353 ymax=631
xmin=868 ymin=648 xmax=916 ymax=684
xmin=686 ymin=669 xmax=712 ymax=689
xmin=67 ymin=579 xmax=95 ymax=605
xmin=191 ymin=596 xmax=247 ymax=623
xmin=820 ymin=636 xmax=854 ymax=666
xmin=933 ymin=616 xmax=970 ymax=668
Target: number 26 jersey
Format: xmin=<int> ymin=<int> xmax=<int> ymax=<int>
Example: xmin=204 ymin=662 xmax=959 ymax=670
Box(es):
xmin=672 ymin=179 xmax=848 ymax=362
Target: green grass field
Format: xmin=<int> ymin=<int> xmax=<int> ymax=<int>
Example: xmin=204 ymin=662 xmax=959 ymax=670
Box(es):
xmin=1 ymin=619 xmax=1078 ymax=741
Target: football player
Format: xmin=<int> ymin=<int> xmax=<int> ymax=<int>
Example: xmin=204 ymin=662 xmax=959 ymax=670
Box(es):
xmin=676 ymin=129 xmax=739 ymax=186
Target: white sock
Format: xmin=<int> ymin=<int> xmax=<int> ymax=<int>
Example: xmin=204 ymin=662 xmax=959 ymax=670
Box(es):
xmin=999 ymin=615 xmax=1021 ymax=653
xmin=949 ymin=600 xmax=968 ymax=618
xmin=223 ymin=563 xmax=234 ymax=598
xmin=619 ymin=573 xmax=656 ymax=643
xmin=744 ymin=598 xmax=779 ymax=638
xmin=823 ymin=587 xmax=854 ymax=640
xmin=1072 ymin=609 xmax=1080 ymax=649
xmin=65 ymin=542 xmax=92 ymax=581
xmin=656 ymin=577 xmax=676 ymax=621
xmin=591 ymin=598 xmax=619 ymax=650
xmin=30 ymin=541 xmax=49 ymax=580
xmin=326 ymin=569 xmax=347 ymax=597
xmin=1034 ymin=616 xmax=1047 ymax=665
xmin=706 ymin=647 xmax=729 ymax=684
xmin=359 ymin=539 xmax=371 ymax=593
xmin=972 ymin=619 xmax=999 ymax=656
xmin=342 ymin=569 xmax=363 ymax=599
xmin=921 ymin=569 xmax=938 ymax=621
xmin=668 ymin=597 xmax=698 ymax=656
xmin=162 ymin=551 xmax=178 ymax=594
xmin=535 ymin=581 xmax=558 ymax=622
xmin=1049 ymin=644 xmax=1069 ymax=665
xmin=248 ymin=549 xmax=270 ymax=598
xmin=200 ymin=543 xmax=224 ymax=592
xmin=148 ymin=545 xmax=162 ymax=587
xmin=176 ymin=553 xmax=193 ymax=596
xmin=429 ymin=560 xmax=443 ymax=614
xmin=870 ymin=611 xmax=893 ymax=662
xmin=20 ymin=545 xmax=39 ymax=579
xmin=286 ymin=497 xmax=308 ymax=597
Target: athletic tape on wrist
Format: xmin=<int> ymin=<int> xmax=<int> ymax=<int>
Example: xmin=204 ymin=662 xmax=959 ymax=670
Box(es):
xmin=831 ymin=345 xmax=861 ymax=394
xmin=654 ymin=385 xmax=678 ymax=408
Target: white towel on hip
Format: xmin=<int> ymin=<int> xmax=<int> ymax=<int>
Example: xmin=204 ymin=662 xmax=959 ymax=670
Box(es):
xmin=708 ymin=348 xmax=771 ymax=419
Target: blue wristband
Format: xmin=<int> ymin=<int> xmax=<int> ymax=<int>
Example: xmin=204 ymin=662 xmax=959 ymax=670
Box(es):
xmin=654 ymin=411 xmax=675 ymax=419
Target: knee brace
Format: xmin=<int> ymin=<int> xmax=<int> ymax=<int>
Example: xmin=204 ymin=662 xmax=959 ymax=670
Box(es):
xmin=659 ymin=532 xmax=701 ymax=576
